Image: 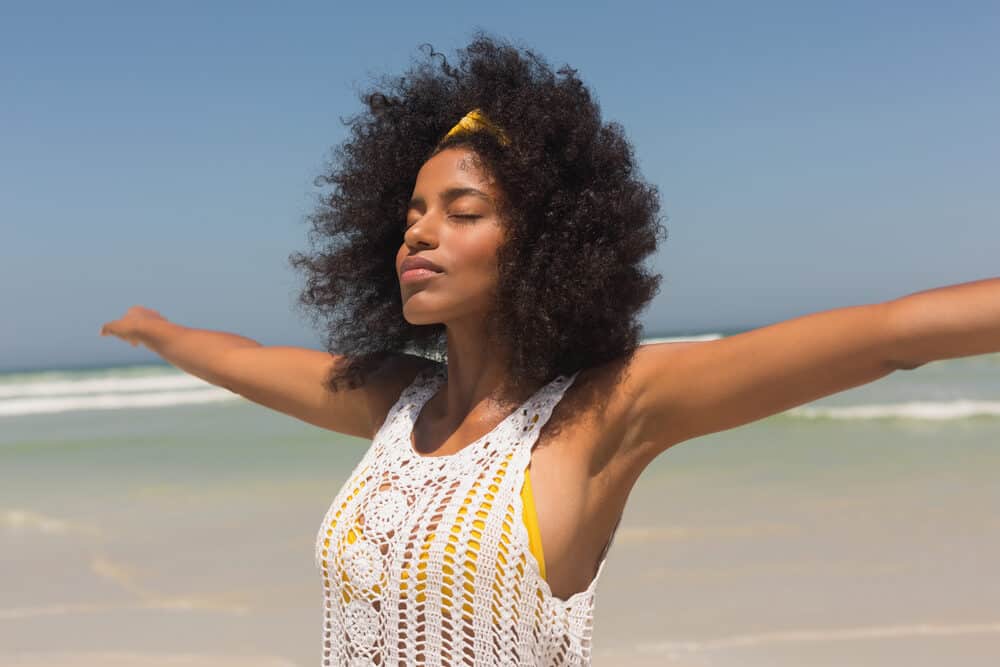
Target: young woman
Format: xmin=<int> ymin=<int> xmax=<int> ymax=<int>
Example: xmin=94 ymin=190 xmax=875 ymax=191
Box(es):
xmin=100 ymin=31 xmax=999 ymax=667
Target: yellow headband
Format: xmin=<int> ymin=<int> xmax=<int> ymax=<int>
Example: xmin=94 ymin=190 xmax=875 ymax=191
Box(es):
xmin=441 ymin=108 xmax=511 ymax=147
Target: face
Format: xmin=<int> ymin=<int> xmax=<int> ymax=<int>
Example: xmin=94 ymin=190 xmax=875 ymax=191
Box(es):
xmin=397 ymin=147 xmax=506 ymax=326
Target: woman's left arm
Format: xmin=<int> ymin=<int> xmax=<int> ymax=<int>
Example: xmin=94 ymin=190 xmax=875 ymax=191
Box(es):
xmin=618 ymin=275 xmax=1000 ymax=465
xmin=886 ymin=276 xmax=1000 ymax=370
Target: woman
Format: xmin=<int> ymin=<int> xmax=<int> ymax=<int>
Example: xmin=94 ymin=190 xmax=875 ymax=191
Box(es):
xmin=100 ymin=31 xmax=999 ymax=667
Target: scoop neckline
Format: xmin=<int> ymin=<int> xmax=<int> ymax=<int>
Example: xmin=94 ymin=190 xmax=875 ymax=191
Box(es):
xmin=404 ymin=364 xmax=565 ymax=462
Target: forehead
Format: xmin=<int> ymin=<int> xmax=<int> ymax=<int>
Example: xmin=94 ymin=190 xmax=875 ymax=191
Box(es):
xmin=414 ymin=147 xmax=496 ymax=193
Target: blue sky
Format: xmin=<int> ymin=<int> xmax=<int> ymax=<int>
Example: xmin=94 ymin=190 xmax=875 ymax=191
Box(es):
xmin=2 ymin=1 xmax=997 ymax=371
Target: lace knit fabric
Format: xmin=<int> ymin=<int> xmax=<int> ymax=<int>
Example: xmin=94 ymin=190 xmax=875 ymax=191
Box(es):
xmin=314 ymin=361 xmax=620 ymax=666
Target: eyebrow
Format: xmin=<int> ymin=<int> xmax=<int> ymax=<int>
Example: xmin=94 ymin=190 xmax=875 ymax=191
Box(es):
xmin=407 ymin=187 xmax=493 ymax=210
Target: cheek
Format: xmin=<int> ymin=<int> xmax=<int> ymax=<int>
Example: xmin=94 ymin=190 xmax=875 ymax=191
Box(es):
xmin=464 ymin=252 xmax=501 ymax=286
xmin=466 ymin=229 xmax=504 ymax=267
xmin=451 ymin=233 xmax=500 ymax=268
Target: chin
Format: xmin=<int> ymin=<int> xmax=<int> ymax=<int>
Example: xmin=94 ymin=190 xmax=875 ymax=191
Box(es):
xmin=402 ymin=307 xmax=444 ymax=327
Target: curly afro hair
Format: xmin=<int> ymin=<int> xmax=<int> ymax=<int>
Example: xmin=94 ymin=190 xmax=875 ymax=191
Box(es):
xmin=289 ymin=30 xmax=668 ymax=397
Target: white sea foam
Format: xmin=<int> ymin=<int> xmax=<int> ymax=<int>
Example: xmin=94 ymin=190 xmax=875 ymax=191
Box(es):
xmin=786 ymin=399 xmax=1000 ymax=421
xmin=0 ymin=366 xmax=244 ymax=417
xmin=0 ymin=372 xmax=208 ymax=398
xmin=0 ymin=387 xmax=240 ymax=417
xmin=641 ymin=334 xmax=725 ymax=343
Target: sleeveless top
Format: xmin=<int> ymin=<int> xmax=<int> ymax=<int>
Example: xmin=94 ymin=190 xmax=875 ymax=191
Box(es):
xmin=314 ymin=361 xmax=622 ymax=666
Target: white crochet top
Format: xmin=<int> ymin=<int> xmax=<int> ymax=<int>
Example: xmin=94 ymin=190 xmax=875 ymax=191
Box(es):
xmin=314 ymin=361 xmax=620 ymax=666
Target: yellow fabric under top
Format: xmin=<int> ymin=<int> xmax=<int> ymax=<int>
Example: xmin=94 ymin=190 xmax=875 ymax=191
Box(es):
xmin=521 ymin=466 xmax=546 ymax=581
xmin=324 ymin=457 xmax=549 ymax=625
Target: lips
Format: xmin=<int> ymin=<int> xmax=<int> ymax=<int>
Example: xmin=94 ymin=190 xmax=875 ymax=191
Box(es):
xmin=400 ymin=256 xmax=444 ymax=274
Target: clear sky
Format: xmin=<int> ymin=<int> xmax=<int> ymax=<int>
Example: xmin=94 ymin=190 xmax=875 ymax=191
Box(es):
xmin=2 ymin=1 xmax=997 ymax=371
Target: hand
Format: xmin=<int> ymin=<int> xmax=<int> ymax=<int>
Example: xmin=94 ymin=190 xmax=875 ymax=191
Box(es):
xmin=99 ymin=305 xmax=168 ymax=348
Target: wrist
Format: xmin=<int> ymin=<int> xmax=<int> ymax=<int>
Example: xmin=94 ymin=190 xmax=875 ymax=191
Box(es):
xmin=140 ymin=318 xmax=186 ymax=352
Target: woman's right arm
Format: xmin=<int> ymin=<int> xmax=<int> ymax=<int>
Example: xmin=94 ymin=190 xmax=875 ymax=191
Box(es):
xmin=99 ymin=306 xmax=406 ymax=438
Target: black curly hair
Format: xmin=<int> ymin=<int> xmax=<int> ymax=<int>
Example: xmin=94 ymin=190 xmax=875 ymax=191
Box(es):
xmin=289 ymin=30 xmax=668 ymax=398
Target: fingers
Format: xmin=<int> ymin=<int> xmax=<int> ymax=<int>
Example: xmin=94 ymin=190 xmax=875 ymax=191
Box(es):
xmin=100 ymin=322 xmax=122 ymax=338
xmin=100 ymin=307 xmax=162 ymax=341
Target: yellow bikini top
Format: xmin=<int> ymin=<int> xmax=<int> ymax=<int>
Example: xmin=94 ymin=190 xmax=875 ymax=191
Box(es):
xmin=521 ymin=466 xmax=546 ymax=580
xmin=325 ymin=458 xmax=548 ymax=626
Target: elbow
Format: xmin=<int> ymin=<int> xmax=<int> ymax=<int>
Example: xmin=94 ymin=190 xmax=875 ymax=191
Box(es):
xmin=890 ymin=359 xmax=927 ymax=371
xmin=883 ymin=299 xmax=927 ymax=371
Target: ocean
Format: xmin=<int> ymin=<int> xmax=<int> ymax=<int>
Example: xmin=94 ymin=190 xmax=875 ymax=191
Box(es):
xmin=2 ymin=332 xmax=999 ymax=666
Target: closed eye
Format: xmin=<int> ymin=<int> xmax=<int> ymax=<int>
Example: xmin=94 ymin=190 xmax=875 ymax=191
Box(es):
xmin=403 ymin=214 xmax=479 ymax=229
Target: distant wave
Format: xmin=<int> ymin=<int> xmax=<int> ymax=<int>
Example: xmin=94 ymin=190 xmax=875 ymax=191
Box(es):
xmin=786 ymin=399 xmax=1000 ymax=421
xmin=0 ymin=372 xmax=206 ymax=398
xmin=0 ymin=367 xmax=241 ymax=417
xmin=0 ymin=339 xmax=721 ymax=419
xmin=0 ymin=387 xmax=240 ymax=417
xmin=641 ymin=333 xmax=725 ymax=343
xmin=2 ymin=343 xmax=996 ymax=421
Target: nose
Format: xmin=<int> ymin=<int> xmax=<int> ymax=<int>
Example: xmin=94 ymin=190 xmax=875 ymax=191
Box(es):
xmin=403 ymin=213 xmax=438 ymax=248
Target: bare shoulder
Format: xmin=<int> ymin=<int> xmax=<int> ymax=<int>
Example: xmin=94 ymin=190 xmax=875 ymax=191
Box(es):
xmin=543 ymin=352 xmax=650 ymax=478
xmin=365 ymin=353 xmax=441 ymax=438
xmin=547 ymin=342 xmax=713 ymax=482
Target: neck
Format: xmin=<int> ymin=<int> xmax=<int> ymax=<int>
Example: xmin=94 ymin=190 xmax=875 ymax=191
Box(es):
xmin=431 ymin=319 xmax=539 ymax=427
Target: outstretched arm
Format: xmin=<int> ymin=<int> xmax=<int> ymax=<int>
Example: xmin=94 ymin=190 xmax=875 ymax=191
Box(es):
xmin=99 ymin=306 xmax=397 ymax=438
xmin=886 ymin=276 xmax=1000 ymax=369
xmin=621 ymin=276 xmax=1000 ymax=464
